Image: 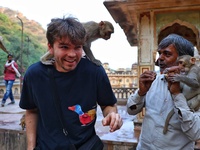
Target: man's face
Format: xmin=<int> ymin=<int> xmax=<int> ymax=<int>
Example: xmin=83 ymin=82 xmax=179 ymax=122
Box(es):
xmin=156 ymin=44 xmax=179 ymax=74
xmin=48 ymin=37 xmax=83 ymax=72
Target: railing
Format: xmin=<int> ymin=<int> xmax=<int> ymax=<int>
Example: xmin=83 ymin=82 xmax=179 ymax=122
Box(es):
xmin=0 ymin=85 xmax=137 ymax=105
xmin=112 ymin=88 xmax=137 ymax=105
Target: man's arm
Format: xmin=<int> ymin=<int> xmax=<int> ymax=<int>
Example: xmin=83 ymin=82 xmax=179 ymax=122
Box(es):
xmin=169 ymin=81 xmax=200 ymax=140
xmin=127 ymin=71 xmax=156 ymax=115
xmin=126 ymin=90 xmax=145 ymax=115
xmin=100 ymin=104 xmax=123 ymax=132
xmin=25 ymin=109 xmax=38 ymax=150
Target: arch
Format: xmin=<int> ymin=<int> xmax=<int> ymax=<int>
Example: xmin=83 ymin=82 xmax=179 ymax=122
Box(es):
xmin=158 ymin=19 xmax=200 ymax=51
xmin=14 ymin=88 xmax=19 ymax=95
xmin=0 ymin=89 xmax=4 ymax=94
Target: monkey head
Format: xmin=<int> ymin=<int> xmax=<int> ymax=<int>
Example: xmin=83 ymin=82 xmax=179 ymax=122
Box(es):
xmin=178 ymin=55 xmax=196 ymax=74
xmin=99 ymin=21 xmax=114 ymax=40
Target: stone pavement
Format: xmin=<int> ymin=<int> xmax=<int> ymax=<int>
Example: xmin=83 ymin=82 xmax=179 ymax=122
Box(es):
xmin=0 ymin=99 xmax=24 ymax=114
xmin=96 ymin=105 xmax=138 ymax=144
xmin=0 ymin=99 xmax=25 ymax=131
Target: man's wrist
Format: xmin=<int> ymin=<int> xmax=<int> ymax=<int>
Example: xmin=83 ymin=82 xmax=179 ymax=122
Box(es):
xmin=138 ymin=90 xmax=146 ymax=96
xmin=171 ymin=93 xmax=181 ymax=100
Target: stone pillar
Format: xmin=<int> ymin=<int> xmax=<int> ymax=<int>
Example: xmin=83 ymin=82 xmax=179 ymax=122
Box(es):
xmin=135 ymin=11 xmax=155 ymax=126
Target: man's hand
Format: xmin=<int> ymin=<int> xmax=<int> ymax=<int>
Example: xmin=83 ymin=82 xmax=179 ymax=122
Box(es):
xmin=138 ymin=71 xmax=156 ymax=96
xmin=167 ymin=74 xmax=181 ymax=95
xmin=102 ymin=112 xmax=123 ymax=132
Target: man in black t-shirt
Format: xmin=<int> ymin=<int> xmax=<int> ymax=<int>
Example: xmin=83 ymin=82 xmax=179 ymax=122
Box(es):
xmin=19 ymin=16 xmax=123 ymax=150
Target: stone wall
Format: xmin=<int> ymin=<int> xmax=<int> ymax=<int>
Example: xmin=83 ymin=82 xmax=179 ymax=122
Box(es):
xmin=0 ymin=129 xmax=26 ymax=150
xmin=0 ymin=128 xmax=137 ymax=150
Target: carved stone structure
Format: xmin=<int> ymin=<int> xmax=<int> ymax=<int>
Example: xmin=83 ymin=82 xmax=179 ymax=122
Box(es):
xmin=0 ymin=76 xmax=20 ymax=99
xmin=104 ymin=0 xmax=200 ymax=73
xmin=104 ymin=0 xmax=200 ymax=124
xmin=103 ymin=63 xmax=138 ymax=88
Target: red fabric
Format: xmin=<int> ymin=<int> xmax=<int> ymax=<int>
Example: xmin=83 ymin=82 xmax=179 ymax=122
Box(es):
xmin=4 ymin=62 xmax=18 ymax=80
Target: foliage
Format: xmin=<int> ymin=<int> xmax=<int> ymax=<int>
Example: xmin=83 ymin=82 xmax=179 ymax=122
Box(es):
xmin=0 ymin=9 xmax=47 ymax=76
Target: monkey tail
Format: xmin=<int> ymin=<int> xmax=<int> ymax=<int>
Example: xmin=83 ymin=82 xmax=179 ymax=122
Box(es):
xmin=163 ymin=109 xmax=174 ymax=134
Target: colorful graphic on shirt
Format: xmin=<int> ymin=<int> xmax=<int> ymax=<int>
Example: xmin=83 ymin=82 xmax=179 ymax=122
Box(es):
xmin=68 ymin=104 xmax=96 ymax=125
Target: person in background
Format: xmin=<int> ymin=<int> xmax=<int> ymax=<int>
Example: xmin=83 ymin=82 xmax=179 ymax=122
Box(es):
xmin=1 ymin=54 xmax=20 ymax=107
xmin=127 ymin=34 xmax=200 ymax=150
xmin=19 ymin=16 xmax=123 ymax=150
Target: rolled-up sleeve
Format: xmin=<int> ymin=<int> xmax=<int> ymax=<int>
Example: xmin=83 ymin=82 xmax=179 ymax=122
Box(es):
xmin=127 ymin=89 xmax=145 ymax=115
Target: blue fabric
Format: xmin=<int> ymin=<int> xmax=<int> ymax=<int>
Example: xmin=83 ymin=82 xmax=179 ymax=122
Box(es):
xmin=20 ymin=58 xmax=116 ymax=149
xmin=2 ymin=80 xmax=15 ymax=103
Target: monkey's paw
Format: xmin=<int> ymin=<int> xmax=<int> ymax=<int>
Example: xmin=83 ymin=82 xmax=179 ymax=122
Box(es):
xmin=19 ymin=114 xmax=26 ymax=130
xmin=19 ymin=122 xmax=26 ymax=130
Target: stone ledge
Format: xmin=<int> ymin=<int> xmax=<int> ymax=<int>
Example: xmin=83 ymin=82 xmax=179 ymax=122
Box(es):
xmin=102 ymin=140 xmax=137 ymax=150
xmin=0 ymin=129 xmax=26 ymax=150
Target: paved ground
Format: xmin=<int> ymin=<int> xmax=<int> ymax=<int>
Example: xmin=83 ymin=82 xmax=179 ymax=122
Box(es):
xmin=0 ymin=99 xmax=24 ymax=114
xmin=1 ymin=100 xmax=200 ymax=149
xmin=0 ymin=99 xmax=139 ymax=144
xmin=96 ymin=104 xmax=138 ymax=143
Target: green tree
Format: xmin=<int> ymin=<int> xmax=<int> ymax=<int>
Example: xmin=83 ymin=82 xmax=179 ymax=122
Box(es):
xmin=0 ymin=11 xmax=47 ymax=76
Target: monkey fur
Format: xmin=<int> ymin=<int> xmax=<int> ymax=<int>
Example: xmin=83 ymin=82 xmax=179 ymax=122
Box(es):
xmin=19 ymin=114 xmax=26 ymax=130
xmin=40 ymin=21 xmax=114 ymax=66
xmin=163 ymin=55 xmax=200 ymax=134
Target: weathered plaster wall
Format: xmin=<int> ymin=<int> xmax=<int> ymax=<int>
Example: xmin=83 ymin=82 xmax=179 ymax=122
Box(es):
xmin=156 ymin=11 xmax=200 ymax=36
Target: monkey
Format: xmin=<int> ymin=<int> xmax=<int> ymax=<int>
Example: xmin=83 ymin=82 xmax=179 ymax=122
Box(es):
xmin=82 ymin=21 xmax=114 ymax=66
xmin=163 ymin=55 xmax=200 ymax=134
xmin=40 ymin=21 xmax=114 ymax=66
xmin=164 ymin=55 xmax=200 ymax=104
xmin=19 ymin=113 xmax=26 ymax=130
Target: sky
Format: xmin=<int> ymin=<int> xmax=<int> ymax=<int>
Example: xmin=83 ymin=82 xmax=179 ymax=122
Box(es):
xmin=0 ymin=0 xmax=138 ymax=70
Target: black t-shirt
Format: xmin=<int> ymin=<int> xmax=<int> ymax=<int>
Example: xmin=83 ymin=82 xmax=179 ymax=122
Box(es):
xmin=20 ymin=58 xmax=116 ymax=149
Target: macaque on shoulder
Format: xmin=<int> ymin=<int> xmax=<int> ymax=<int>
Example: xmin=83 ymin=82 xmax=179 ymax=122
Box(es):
xmin=40 ymin=21 xmax=114 ymax=66
xmin=163 ymin=55 xmax=200 ymax=134
xmin=165 ymin=55 xmax=200 ymax=100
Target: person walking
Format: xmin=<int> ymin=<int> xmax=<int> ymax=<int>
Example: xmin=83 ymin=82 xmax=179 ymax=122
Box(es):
xmin=1 ymin=54 xmax=20 ymax=107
